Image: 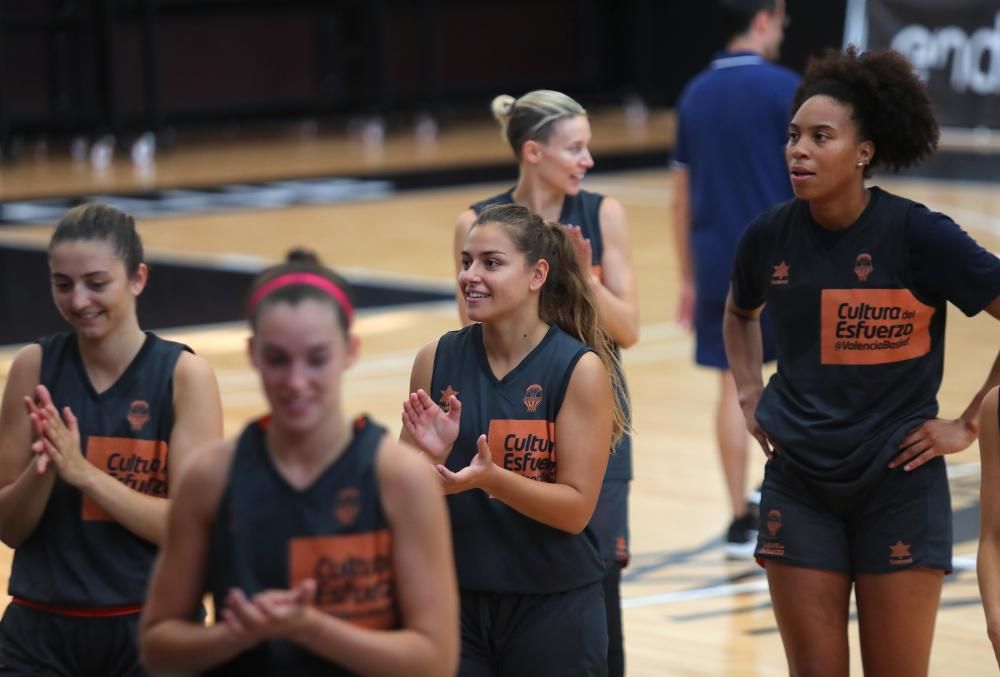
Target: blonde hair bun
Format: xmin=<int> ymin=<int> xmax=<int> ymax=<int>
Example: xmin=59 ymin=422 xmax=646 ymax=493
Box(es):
xmin=490 ymin=95 xmax=516 ymax=127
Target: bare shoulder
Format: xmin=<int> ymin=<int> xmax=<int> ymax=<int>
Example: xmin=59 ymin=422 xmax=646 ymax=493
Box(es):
xmin=7 ymin=344 xmax=42 ymax=385
xmin=1 ymin=344 xmax=42 ymax=416
xmin=599 ymin=195 xmax=627 ymax=219
xmin=376 ymin=435 xmax=440 ymax=503
xmin=0 ymin=344 xmax=43 ymax=447
xmin=414 ymin=338 xmax=440 ymax=367
xmin=172 ymin=350 xmax=217 ymax=389
xmin=408 ymin=338 xmax=441 ymax=393
xmin=174 ymin=437 xmax=236 ymax=516
xmin=599 ymin=196 xmax=628 ymax=229
xmin=455 ymin=208 xmax=477 ymax=234
xmin=568 ymin=351 xmax=611 ymax=391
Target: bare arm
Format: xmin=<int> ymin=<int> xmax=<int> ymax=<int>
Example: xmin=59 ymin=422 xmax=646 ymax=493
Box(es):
xmin=141 ymin=440 xmax=241 ymax=672
xmin=962 ymin=296 xmax=1000 ymax=425
xmin=285 ymin=439 xmax=459 ymax=676
xmin=453 ymin=209 xmax=477 ymax=327
xmin=978 ymin=386 xmax=1000 ymax=666
xmin=165 ymin=352 xmax=224 ymax=488
xmin=722 ymin=289 xmax=773 ymax=457
xmin=40 ymin=351 xmax=223 ymax=545
xmin=400 ymin=340 xmax=459 ymax=465
xmin=591 ymin=197 xmax=640 ymax=348
xmin=671 ymin=165 xmax=696 ymax=329
xmin=891 ymin=295 xmax=1000 ymax=471
xmin=440 ymin=352 xmax=612 ymax=534
xmin=0 ymin=345 xmax=57 ymax=548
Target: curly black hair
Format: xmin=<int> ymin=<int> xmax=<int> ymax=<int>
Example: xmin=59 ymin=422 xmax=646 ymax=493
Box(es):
xmin=792 ymin=45 xmax=939 ymax=176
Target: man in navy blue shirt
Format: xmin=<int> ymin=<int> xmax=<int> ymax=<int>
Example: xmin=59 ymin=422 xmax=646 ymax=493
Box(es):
xmin=671 ymin=0 xmax=798 ymax=557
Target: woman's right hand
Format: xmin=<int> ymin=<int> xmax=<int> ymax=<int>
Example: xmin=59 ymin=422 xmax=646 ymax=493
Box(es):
xmin=23 ymin=394 xmax=52 ymax=475
xmin=402 ymin=389 xmax=461 ymax=463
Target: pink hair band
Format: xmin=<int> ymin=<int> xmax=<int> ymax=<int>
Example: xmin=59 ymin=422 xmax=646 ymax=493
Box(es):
xmin=247 ymin=272 xmax=354 ymax=323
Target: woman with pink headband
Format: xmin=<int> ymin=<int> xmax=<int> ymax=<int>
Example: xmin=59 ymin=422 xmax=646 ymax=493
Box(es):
xmin=141 ymin=249 xmax=459 ymax=676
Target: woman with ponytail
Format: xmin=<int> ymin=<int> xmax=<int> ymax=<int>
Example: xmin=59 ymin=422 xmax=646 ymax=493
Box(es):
xmin=405 ymin=203 xmax=626 ymax=676
xmin=453 ymin=88 xmax=638 ymax=677
xmin=141 ymin=250 xmax=458 ymax=676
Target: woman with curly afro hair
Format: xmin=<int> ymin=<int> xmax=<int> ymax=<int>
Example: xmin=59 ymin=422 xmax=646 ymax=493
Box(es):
xmin=723 ymin=45 xmax=1000 ymax=675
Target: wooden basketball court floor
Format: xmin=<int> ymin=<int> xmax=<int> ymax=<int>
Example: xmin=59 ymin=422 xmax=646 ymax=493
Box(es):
xmin=0 ymin=113 xmax=998 ymax=675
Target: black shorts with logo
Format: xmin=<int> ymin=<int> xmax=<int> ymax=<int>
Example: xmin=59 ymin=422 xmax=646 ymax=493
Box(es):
xmin=755 ymin=453 xmax=952 ymax=575
xmin=0 ymin=602 xmax=147 ymax=677
xmin=458 ymin=582 xmax=608 ymax=677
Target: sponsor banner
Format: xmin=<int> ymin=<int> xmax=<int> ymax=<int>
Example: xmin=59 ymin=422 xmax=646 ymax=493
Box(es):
xmin=289 ymin=530 xmax=398 ymax=630
xmin=82 ymin=437 xmax=168 ymax=520
xmin=846 ymin=0 xmax=1000 ymax=129
xmin=820 ymin=288 xmax=935 ymax=365
xmin=487 ymin=419 xmax=557 ymax=482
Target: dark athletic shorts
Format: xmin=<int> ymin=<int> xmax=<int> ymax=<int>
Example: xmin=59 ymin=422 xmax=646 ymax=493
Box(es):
xmin=458 ymin=582 xmax=608 ymax=677
xmin=755 ymin=453 xmax=952 ymax=575
xmin=0 ymin=602 xmax=147 ymax=677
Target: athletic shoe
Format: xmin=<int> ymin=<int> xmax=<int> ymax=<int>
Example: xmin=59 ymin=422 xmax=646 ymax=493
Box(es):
xmin=725 ymin=513 xmax=758 ymax=560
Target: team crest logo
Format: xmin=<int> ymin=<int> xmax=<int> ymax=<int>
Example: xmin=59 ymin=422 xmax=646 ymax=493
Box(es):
xmin=127 ymin=400 xmax=150 ymax=432
xmin=523 ymin=384 xmax=544 ymax=413
xmin=854 ymin=253 xmax=873 ymax=282
xmin=889 ymin=540 xmax=913 ymax=565
xmin=766 ymin=509 xmax=782 ymax=537
xmin=439 ymin=385 xmax=458 ymax=413
xmin=770 ymin=261 xmax=790 ymax=285
xmin=334 ymin=487 xmax=361 ymax=526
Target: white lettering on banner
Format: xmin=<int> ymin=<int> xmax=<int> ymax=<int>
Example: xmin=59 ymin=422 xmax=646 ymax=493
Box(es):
xmin=891 ymin=12 xmax=1000 ymax=94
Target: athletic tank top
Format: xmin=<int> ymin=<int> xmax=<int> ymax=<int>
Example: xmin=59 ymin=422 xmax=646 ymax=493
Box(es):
xmin=471 ymin=189 xmax=632 ymax=481
xmin=432 ymin=323 xmax=606 ymax=593
xmin=9 ymin=332 xmax=186 ymax=607
xmin=206 ymin=416 xmax=397 ymax=676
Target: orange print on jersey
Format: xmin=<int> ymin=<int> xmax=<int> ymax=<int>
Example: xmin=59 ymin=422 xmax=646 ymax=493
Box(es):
xmin=439 ymin=386 xmax=458 ymax=413
xmin=127 ymin=400 xmax=150 ymax=432
xmin=289 ymin=530 xmax=398 ymax=630
xmin=487 ymin=419 xmax=556 ymax=482
xmin=82 ymin=437 xmax=168 ymax=521
xmin=333 ymin=487 xmax=361 ymax=527
xmin=523 ymin=384 xmax=544 ymax=413
xmin=820 ymin=289 xmax=934 ymax=365
xmin=771 ymin=261 xmax=790 ymax=285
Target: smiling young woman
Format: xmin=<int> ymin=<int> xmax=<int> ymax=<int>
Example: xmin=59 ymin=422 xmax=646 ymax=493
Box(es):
xmin=406 ymin=203 xmax=628 ymax=676
xmin=140 ymin=249 xmax=458 ymax=677
xmin=451 ymin=88 xmax=639 ymax=677
xmin=0 ymin=203 xmax=223 ymax=676
xmin=723 ymin=46 xmax=1000 ymax=676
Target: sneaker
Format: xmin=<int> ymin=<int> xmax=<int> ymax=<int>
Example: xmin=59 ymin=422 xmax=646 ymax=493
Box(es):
xmin=746 ymin=489 xmax=762 ymax=523
xmin=725 ymin=513 xmax=758 ymax=560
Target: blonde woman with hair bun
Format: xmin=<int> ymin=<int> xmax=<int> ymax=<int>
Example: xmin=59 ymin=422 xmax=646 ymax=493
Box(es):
xmin=451 ymin=89 xmax=639 ymax=677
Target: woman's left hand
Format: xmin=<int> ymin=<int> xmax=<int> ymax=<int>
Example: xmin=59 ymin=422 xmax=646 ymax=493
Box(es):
xmin=889 ymin=417 xmax=978 ymax=471
xmin=436 ymin=434 xmax=495 ymax=495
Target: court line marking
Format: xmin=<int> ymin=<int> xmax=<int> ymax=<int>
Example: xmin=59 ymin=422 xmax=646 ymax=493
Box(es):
xmin=622 ymin=579 xmax=769 ymax=608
